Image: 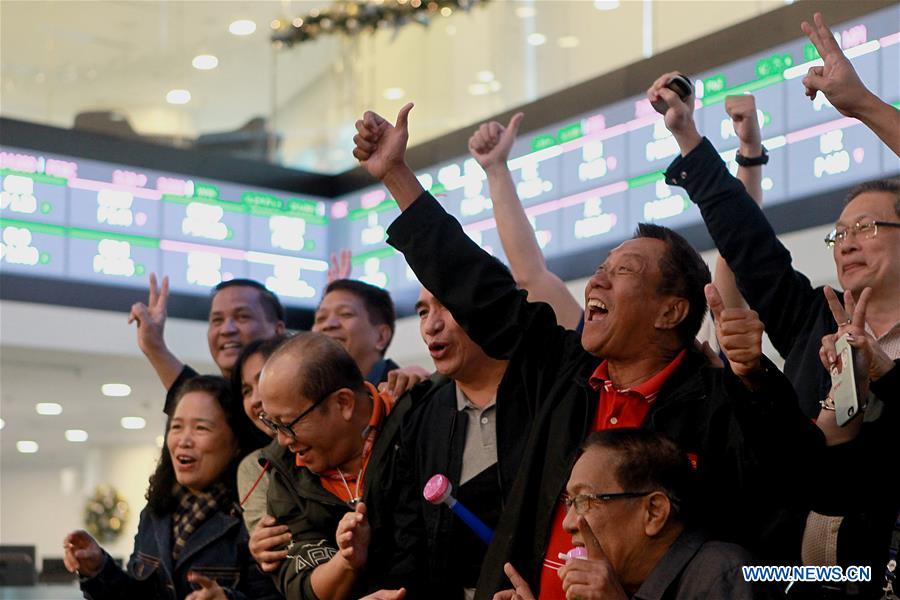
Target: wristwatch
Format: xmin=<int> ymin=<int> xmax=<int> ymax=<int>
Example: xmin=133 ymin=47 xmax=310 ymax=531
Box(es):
xmin=735 ymin=146 xmax=768 ymax=166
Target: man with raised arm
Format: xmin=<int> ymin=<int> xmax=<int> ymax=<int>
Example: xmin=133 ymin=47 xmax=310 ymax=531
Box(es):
xmin=351 ymin=103 xmax=821 ymax=598
xmin=468 ymin=113 xmax=583 ymax=330
xmin=130 ymin=276 xmax=286 ymax=413
xmin=651 ymin=16 xmax=900 ymax=418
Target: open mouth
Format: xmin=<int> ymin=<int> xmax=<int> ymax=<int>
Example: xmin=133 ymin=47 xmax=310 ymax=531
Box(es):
xmin=586 ymin=298 xmax=610 ymax=322
xmin=428 ymin=342 xmax=449 ymax=359
xmin=220 ymin=341 xmax=241 ymax=352
xmin=175 ymin=454 xmax=197 ymax=468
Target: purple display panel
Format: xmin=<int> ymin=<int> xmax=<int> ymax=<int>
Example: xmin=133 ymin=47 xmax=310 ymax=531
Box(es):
xmin=0 ymin=224 xmax=65 ymax=277
xmin=160 ymin=242 xmax=248 ymax=292
xmin=0 ymin=171 xmax=68 ymax=226
xmin=68 ymin=236 xmax=160 ymax=288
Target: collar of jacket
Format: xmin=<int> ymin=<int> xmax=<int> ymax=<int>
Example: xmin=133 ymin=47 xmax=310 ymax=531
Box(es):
xmin=146 ymin=507 xmax=241 ymax=574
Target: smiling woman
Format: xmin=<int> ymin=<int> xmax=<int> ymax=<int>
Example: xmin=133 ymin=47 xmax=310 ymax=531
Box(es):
xmin=62 ymin=376 xmax=279 ymax=600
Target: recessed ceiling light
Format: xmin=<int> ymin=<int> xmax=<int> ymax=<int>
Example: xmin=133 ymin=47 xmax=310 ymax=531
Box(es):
xmin=440 ymin=6 xmax=452 ymax=16
xmin=477 ymin=70 xmax=495 ymax=83
xmin=229 ymin=19 xmax=257 ymax=36
xmin=121 ymin=416 xmax=146 ymax=430
xmin=192 ymin=54 xmax=219 ymax=70
xmin=383 ymin=87 xmax=405 ymax=100
xmin=515 ymin=6 xmax=536 ymax=18
xmin=558 ymin=36 xmax=580 ymax=48
xmin=16 ymin=440 xmax=39 ymax=453
xmin=594 ymin=0 xmax=620 ymax=10
xmin=468 ymin=83 xmax=490 ymax=96
xmin=166 ymin=89 xmax=191 ymax=105
xmin=65 ymin=429 xmax=89 ymax=443
xmin=102 ymin=383 xmax=132 ymax=397
xmin=155 ymin=435 xmax=165 ymax=448
xmin=527 ymin=33 xmax=547 ymax=46
xmin=36 ymin=402 xmax=63 ymax=416
xmin=270 ymin=19 xmax=282 ymax=30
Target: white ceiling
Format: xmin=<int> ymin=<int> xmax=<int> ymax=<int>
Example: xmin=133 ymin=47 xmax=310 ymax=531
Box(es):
xmin=0 ymin=301 xmax=216 ymax=469
xmin=0 ymin=346 xmax=172 ymax=468
xmin=0 ymin=0 xmax=790 ymax=173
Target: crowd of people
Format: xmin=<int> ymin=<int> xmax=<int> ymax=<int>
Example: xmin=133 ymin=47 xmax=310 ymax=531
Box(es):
xmin=62 ymin=13 xmax=898 ymax=600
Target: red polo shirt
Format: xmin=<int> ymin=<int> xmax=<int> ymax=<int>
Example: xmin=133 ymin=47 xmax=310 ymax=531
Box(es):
xmin=538 ymin=351 xmax=685 ymax=599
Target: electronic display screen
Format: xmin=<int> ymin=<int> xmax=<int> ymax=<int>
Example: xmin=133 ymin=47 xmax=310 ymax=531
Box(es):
xmin=0 ymin=153 xmax=330 ymax=308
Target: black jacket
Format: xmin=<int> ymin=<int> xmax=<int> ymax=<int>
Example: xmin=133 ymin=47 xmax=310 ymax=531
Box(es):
xmin=386 ymin=191 xmax=823 ymax=598
xmin=382 ymin=368 xmax=531 ymax=598
xmin=259 ymin=377 xmax=442 ymax=599
xmin=80 ymin=504 xmax=278 ymax=600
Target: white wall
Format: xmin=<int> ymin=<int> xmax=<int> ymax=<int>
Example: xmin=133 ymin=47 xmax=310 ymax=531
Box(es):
xmin=0 ymin=443 xmax=160 ymax=566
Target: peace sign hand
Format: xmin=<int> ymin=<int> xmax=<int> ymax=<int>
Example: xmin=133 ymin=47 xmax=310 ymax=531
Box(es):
xmin=800 ymin=13 xmax=873 ymax=118
xmin=821 ymin=287 xmax=893 ymax=382
xmin=128 ymin=273 xmax=170 ymax=356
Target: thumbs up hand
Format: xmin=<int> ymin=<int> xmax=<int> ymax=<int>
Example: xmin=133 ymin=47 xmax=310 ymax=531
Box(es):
xmin=468 ymin=112 xmax=524 ymax=173
xmin=705 ymin=284 xmax=765 ymax=381
xmin=353 ymin=103 xmax=414 ymax=182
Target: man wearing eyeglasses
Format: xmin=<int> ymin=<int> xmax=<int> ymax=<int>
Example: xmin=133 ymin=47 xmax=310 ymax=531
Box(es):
xmin=654 ymin=18 xmax=900 ymax=418
xmin=494 ymin=429 xmax=764 ymax=600
xmin=656 ymin=20 xmax=900 ymax=596
xmin=251 ymin=332 xmax=443 ymax=600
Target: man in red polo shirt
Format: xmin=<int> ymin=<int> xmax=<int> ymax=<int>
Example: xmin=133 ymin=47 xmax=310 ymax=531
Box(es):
xmin=535 ymin=285 xmax=758 ymax=599
xmin=351 ymin=104 xmax=823 ymax=598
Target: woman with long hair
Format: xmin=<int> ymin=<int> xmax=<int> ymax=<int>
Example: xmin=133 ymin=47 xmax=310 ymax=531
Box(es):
xmin=63 ymin=375 xmax=279 ymax=600
xmin=230 ymin=334 xmax=290 ymax=531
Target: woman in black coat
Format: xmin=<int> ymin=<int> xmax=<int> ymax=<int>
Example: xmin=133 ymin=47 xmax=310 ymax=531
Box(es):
xmin=63 ymin=375 xmax=278 ymax=600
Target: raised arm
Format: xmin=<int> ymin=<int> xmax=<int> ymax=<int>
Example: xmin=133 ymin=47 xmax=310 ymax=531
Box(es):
xmin=650 ymin=71 xmax=820 ymax=357
xmin=713 ymin=95 xmax=764 ymax=310
xmin=128 ymin=273 xmax=185 ymax=391
xmin=352 ymin=104 xmax=574 ymax=360
xmin=802 ymin=12 xmax=900 ymax=156
xmin=469 ymin=113 xmax=583 ymax=330
xmin=352 ymin=103 xmax=424 ymax=211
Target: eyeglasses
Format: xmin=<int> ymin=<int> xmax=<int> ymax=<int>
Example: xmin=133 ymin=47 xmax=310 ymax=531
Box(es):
xmin=824 ymin=220 xmax=900 ymax=248
xmin=258 ymin=390 xmax=336 ymax=440
xmin=562 ymin=491 xmax=653 ymax=515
